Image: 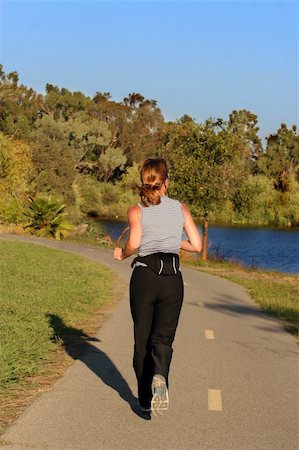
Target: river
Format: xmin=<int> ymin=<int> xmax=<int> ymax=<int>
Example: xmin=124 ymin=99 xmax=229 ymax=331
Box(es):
xmin=97 ymin=219 xmax=299 ymax=274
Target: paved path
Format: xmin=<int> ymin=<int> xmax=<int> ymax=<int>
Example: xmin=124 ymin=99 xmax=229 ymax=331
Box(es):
xmin=1 ymin=235 xmax=298 ymax=450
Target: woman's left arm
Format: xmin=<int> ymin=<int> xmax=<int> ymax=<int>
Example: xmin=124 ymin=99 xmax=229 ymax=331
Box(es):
xmin=113 ymin=205 xmax=142 ymax=260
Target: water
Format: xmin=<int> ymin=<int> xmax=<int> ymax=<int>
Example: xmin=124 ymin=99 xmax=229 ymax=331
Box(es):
xmin=206 ymin=226 xmax=299 ymax=274
xmin=97 ymin=219 xmax=299 ymax=274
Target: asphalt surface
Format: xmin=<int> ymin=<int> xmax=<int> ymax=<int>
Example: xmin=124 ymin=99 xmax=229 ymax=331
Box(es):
xmin=1 ymin=234 xmax=298 ymax=450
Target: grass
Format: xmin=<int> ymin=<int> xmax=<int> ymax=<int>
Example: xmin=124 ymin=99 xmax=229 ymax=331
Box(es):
xmin=225 ymin=275 xmax=299 ymax=335
xmin=0 ymin=234 xmax=298 ymax=433
xmin=181 ymin=253 xmax=299 ymax=338
xmin=0 ymin=240 xmax=123 ymax=433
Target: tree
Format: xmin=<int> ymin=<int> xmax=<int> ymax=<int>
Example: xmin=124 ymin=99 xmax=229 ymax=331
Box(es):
xmin=0 ymin=65 xmax=42 ymax=139
xmin=227 ymin=109 xmax=262 ymax=174
xmin=162 ymin=117 xmax=245 ymax=259
xmin=41 ymin=84 xmax=91 ymax=120
xmin=96 ymin=147 xmax=126 ymax=182
xmin=30 ymin=116 xmax=80 ymax=201
xmin=259 ymin=124 xmax=299 ymax=192
xmin=72 ymin=116 xmax=127 ymax=181
xmin=93 ymin=92 xmax=112 ymax=103
xmin=123 ymin=92 xmax=145 ymax=109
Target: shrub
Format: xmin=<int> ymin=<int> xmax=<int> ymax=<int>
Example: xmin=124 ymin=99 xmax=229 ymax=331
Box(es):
xmin=0 ymin=196 xmax=25 ymax=224
xmin=73 ymin=172 xmax=139 ymax=219
xmin=23 ymin=196 xmax=74 ymax=239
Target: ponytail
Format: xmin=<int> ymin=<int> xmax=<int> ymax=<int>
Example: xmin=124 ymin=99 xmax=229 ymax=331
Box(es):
xmin=136 ymin=158 xmax=168 ymax=207
xmin=139 ymin=183 xmax=163 ymax=206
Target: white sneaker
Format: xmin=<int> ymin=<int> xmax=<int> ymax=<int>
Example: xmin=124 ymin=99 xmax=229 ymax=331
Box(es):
xmin=151 ymin=374 xmax=169 ymax=415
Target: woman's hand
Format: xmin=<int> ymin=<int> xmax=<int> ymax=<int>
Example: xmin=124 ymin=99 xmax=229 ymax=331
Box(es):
xmin=113 ymin=247 xmax=124 ymax=260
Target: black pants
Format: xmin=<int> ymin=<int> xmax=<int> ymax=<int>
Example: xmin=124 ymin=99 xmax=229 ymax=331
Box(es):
xmin=129 ymin=266 xmax=184 ymax=407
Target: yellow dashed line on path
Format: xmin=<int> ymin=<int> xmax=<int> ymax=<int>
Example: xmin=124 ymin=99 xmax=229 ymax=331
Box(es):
xmin=208 ymin=389 xmax=222 ymax=411
xmin=205 ymin=330 xmax=215 ymax=340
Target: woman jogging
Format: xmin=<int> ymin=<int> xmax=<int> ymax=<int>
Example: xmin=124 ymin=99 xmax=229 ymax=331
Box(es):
xmin=113 ymin=158 xmax=202 ymax=415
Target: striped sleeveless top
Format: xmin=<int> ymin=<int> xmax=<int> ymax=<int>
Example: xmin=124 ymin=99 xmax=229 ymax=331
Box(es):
xmin=137 ymin=195 xmax=185 ymax=256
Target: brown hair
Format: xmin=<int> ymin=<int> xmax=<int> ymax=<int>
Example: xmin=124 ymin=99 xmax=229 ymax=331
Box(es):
xmin=137 ymin=158 xmax=168 ymax=207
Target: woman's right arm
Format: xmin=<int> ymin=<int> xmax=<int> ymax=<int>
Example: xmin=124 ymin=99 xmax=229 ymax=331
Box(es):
xmin=180 ymin=203 xmax=202 ymax=253
xmin=113 ymin=205 xmax=142 ymax=260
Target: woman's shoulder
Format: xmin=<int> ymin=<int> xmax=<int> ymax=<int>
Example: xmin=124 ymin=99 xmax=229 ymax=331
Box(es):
xmin=128 ymin=202 xmax=143 ymax=209
xmin=127 ymin=203 xmax=142 ymax=220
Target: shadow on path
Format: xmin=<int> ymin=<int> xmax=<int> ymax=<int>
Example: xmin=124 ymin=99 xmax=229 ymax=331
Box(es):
xmin=46 ymin=314 xmax=150 ymax=420
xmin=202 ymin=292 xmax=299 ymax=343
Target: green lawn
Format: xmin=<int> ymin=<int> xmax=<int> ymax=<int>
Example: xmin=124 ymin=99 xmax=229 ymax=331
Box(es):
xmin=186 ymin=257 xmax=299 ymax=337
xmin=0 ymin=240 xmax=119 ymax=391
xmin=223 ymin=274 xmax=299 ymax=336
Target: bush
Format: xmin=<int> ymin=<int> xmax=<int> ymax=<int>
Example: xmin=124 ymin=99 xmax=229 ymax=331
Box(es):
xmin=0 ymin=196 xmax=25 ymax=224
xmin=230 ymin=175 xmax=299 ymax=226
xmin=23 ymin=196 xmax=75 ymax=239
xmin=0 ymin=132 xmax=34 ymax=224
xmin=73 ymin=171 xmax=139 ymax=219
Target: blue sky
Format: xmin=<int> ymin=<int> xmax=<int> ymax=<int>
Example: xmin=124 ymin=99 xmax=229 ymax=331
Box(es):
xmin=0 ymin=1 xmax=298 ymax=141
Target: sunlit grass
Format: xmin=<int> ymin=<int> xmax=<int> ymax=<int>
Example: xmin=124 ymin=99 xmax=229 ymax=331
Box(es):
xmin=185 ymin=254 xmax=299 ymax=337
xmin=0 ymin=240 xmax=120 ymax=431
xmin=224 ymin=275 xmax=298 ymax=335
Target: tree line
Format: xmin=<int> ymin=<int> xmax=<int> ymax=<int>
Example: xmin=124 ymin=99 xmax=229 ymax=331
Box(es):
xmin=0 ymin=64 xmax=298 ymax=243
